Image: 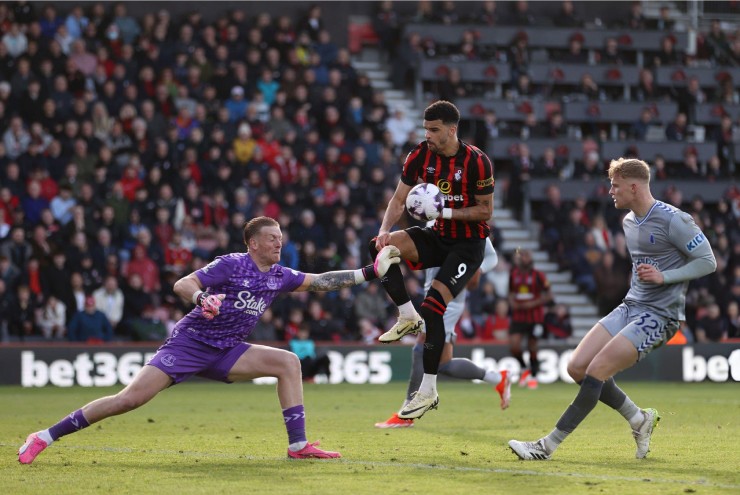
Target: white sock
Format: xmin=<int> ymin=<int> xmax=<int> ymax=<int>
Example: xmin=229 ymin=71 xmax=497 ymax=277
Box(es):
xmin=37 ymin=429 xmax=53 ymax=445
xmin=628 ymin=409 xmax=645 ymax=430
xmin=398 ymin=301 xmax=418 ymax=319
xmin=418 ymin=374 xmax=437 ymax=395
xmin=288 ymin=440 xmax=308 ymax=452
xmin=482 ymin=370 xmax=502 ymax=385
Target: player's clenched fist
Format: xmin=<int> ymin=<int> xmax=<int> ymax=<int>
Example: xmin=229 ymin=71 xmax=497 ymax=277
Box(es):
xmin=195 ymin=292 xmax=226 ymax=319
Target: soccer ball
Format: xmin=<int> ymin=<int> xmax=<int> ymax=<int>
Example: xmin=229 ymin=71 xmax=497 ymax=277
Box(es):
xmin=405 ymin=183 xmax=444 ymax=222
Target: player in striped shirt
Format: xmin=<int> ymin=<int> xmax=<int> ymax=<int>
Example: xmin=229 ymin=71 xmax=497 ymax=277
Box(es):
xmin=370 ymin=100 xmax=495 ymax=420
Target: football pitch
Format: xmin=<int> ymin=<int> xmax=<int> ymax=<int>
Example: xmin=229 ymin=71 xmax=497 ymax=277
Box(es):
xmin=2 ymin=381 xmax=738 ymax=495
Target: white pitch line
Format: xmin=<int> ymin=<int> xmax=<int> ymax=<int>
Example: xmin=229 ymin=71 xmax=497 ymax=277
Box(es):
xmin=6 ymin=442 xmax=740 ymax=490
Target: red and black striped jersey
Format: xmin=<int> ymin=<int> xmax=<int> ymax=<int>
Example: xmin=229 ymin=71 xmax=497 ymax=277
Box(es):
xmin=509 ymin=267 xmax=550 ymax=324
xmin=401 ymin=139 xmax=494 ymax=239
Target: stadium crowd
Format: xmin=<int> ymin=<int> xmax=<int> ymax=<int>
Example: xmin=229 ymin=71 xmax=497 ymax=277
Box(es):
xmin=0 ymin=1 xmax=738 ymax=345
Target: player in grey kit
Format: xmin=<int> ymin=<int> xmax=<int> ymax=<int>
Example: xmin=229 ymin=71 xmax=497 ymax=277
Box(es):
xmin=19 ymin=216 xmax=401 ymax=464
xmin=509 ymin=158 xmax=716 ymax=460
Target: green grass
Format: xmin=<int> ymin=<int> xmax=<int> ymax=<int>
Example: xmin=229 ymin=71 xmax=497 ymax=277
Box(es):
xmin=1 ymin=381 xmax=739 ymax=494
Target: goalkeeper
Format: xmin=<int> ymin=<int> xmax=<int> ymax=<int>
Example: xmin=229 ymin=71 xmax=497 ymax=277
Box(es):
xmin=375 ymin=233 xmax=511 ymax=428
xmin=19 ymin=216 xmax=401 ymax=464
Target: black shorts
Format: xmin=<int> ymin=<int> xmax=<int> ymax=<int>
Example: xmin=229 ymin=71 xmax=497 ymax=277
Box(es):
xmin=509 ymin=322 xmax=539 ymax=336
xmin=406 ymin=226 xmax=485 ymax=299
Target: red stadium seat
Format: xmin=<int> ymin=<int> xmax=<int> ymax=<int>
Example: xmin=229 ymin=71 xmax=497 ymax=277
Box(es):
xmin=347 ymin=16 xmax=379 ymax=54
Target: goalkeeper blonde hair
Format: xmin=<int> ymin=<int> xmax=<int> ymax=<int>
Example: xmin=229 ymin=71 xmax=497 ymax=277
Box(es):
xmin=607 ymin=157 xmax=650 ymax=183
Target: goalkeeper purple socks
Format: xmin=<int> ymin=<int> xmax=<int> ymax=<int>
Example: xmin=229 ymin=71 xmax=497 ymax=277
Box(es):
xmin=283 ymin=405 xmax=307 ymax=445
xmin=49 ymin=409 xmax=90 ymax=440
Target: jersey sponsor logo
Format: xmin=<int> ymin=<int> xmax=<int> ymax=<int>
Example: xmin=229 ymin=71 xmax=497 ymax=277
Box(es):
xmin=437 ymin=179 xmax=452 ymax=194
xmin=235 ymin=290 xmax=268 ymax=316
xmin=476 ymin=177 xmax=494 ymax=188
xmin=633 ymin=257 xmax=659 ymax=270
xmin=686 ymin=233 xmax=705 ymax=252
xmin=443 ymin=194 xmax=464 ymax=202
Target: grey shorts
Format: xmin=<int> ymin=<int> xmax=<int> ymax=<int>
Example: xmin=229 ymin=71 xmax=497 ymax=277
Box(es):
xmin=599 ymin=303 xmax=680 ymax=362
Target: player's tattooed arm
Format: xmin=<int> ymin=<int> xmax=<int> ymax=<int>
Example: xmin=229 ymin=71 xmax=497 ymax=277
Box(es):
xmin=300 ymin=271 xmax=358 ymax=292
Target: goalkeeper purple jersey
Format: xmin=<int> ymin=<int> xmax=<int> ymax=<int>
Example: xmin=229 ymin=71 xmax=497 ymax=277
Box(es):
xmin=173 ymin=253 xmax=305 ymax=348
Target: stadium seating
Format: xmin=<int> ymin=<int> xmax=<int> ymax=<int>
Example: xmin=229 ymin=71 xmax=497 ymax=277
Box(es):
xmin=600 ymin=140 xmax=717 ymax=164
xmin=402 ymin=24 xmax=689 ymax=53
xmin=653 ymin=66 xmax=740 ymax=89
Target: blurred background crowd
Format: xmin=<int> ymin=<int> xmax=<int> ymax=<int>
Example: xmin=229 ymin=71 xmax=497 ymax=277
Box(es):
xmin=0 ymin=1 xmax=738 ymax=346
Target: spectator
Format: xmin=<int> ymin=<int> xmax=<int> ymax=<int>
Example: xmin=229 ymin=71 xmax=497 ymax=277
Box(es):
xmin=9 ymin=284 xmax=38 ymax=340
xmin=634 ymin=68 xmax=665 ymax=102
xmin=476 ymin=0 xmax=499 ymax=25
xmin=593 ymin=250 xmax=630 ymax=316
xmin=508 ymin=31 xmax=531 ymax=82
xmin=64 ymin=6 xmax=89 ymax=41
xmin=600 ymin=37 xmax=624 ymax=65
xmin=359 ymin=317 xmax=382 ymax=345
xmin=576 ymin=73 xmax=602 ymax=101
xmin=652 ymin=35 xmax=683 ymax=68
xmin=676 ymin=76 xmax=707 ymax=124
xmin=2 ymin=23 xmax=28 ymax=58
xmin=629 ymin=107 xmax=658 ymax=140
xmin=0 ymin=278 xmax=10 ymax=341
xmin=1 ymin=226 xmax=32 ymax=272
xmin=353 ymin=281 xmax=388 ymax=327
xmin=37 ymin=294 xmax=66 ymax=339
xmin=694 ymin=302 xmax=727 ymax=342
xmin=93 ymin=275 xmax=125 ymax=330
xmin=544 ymin=304 xmax=573 ymax=340
xmin=509 ymin=0 xmax=535 ymax=26
xmin=726 ymin=301 xmax=740 ymax=339
xmin=560 ymin=33 xmax=588 ymax=64
xmin=553 ymin=1 xmax=582 ymax=28
xmin=481 ymin=298 xmax=511 ymax=342
xmin=654 ymin=5 xmax=675 ymax=31
xmin=125 ymin=245 xmax=160 ymax=294
xmin=68 ymin=294 xmax=113 ymax=343
xmin=704 ymin=19 xmax=732 ymax=65
xmin=111 ymin=2 xmax=141 ymax=45
xmin=665 ymin=112 xmax=688 ymax=141
xmin=3 ymin=116 xmax=31 ymax=160
xmin=533 ymin=147 xmax=564 ymax=178
xmin=626 ymin=1 xmax=646 ymax=30
xmin=385 ymin=107 xmax=416 ymax=149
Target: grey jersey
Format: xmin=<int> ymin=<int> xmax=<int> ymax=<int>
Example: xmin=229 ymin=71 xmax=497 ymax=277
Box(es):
xmin=623 ymin=201 xmax=713 ymax=320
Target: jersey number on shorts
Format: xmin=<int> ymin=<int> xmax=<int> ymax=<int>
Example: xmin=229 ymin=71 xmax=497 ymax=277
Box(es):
xmin=449 ymin=264 xmax=467 ymax=286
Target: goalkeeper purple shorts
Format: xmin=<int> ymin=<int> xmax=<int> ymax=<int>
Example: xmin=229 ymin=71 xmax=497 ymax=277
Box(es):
xmin=147 ymin=330 xmax=251 ymax=384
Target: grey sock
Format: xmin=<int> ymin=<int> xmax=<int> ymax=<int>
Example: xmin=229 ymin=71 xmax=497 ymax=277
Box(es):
xmin=544 ymin=428 xmax=568 ymax=452
xmin=438 ymin=358 xmax=486 ymax=381
xmin=554 ymin=375 xmax=604 ymax=435
xmin=600 ymin=377 xmax=640 ymax=421
xmin=404 ymin=344 xmax=425 ymax=406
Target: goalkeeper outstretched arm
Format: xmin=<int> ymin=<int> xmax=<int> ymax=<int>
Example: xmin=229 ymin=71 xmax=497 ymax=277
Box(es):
xmin=296 ymin=245 xmax=401 ymax=292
